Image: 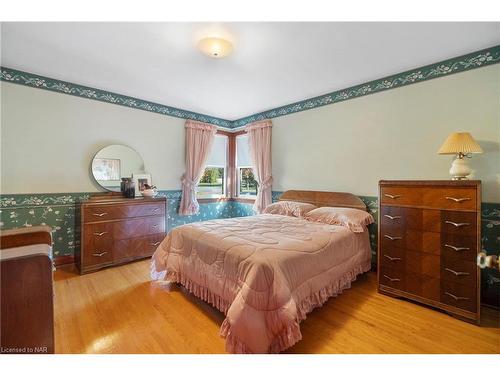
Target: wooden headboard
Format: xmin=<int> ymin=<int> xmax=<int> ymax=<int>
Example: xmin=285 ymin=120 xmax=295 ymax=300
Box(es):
xmin=279 ymin=190 xmax=366 ymax=211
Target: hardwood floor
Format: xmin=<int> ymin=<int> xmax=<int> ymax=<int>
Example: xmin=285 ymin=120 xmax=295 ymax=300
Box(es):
xmin=54 ymin=260 xmax=500 ymax=354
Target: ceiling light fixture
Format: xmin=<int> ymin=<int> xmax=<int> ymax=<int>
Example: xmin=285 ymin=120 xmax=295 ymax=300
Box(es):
xmin=197 ymin=37 xmax=233 ymax=59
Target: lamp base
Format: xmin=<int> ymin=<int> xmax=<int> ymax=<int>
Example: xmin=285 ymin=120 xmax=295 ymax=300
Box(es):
xmin=449 ymin=157 xmax=471 ymax=180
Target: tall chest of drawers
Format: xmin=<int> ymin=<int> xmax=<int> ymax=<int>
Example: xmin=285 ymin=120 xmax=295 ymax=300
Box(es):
xmin=378 ymin=180 xmax=481 ymax=324
xmin=77 ymin=196 xmax=166 ymax=274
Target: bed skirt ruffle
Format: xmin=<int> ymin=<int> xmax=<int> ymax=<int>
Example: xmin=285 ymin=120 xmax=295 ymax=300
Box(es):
xmin=151 ymin=259 xmax=371 ymax=354
xmin=221 ymin=261 xmax=370 ymax=353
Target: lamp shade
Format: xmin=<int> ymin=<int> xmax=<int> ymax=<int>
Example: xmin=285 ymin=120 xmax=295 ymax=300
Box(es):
xmin=437 ymin=132 xmax=483 ymax=155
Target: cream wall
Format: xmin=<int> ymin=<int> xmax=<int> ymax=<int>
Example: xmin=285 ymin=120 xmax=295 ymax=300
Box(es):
xmin=272 ymin=64 xmax=500 ymax=202
xmin=1 ymin=82 xmax=186 ymax=193
xmin=2 ymin=64 xmax=499 ymax=199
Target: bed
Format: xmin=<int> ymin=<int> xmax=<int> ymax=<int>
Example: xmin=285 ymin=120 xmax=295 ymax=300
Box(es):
xmin=150 ymin=190 xmax=372 ymax=353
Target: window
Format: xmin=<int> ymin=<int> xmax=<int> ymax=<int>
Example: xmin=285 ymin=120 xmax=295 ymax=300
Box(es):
xmin=197 ymin=134 xmax=228 ymax=198
xmin=239 ymin=167 xmax=258 ymax=196
xmin=236 ymin=134 xmax=258 ymax=197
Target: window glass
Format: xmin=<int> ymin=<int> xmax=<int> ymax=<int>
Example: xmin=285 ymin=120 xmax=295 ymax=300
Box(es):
xmin=239 ymin=167 xmax=258 ymax=196
xmin=236 ymin=134 xmax=257 ymax=197
xmin=198 ymin=167 xmax=225 ymax=197
xmin=197 ymin=134 xmax=227 ymax=198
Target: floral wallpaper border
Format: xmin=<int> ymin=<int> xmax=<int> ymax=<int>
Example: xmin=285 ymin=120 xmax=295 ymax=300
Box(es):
xmin=0 ymin=67 xmax=233 ymax=129
xmin=0 ymin=191 xmax=257 ymax=258
xmin=0 ymin=190 xmax=232 ymax=259
xmin=1 ymin=191 xmax=498 ymax=307
xmin=231 ymin=45 xmax=500 ymax=128
xmin=2 ymin=45 xmax=499 ymax=129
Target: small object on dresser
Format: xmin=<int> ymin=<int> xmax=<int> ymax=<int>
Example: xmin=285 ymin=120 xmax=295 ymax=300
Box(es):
xmin=141 ymin=184 xmax=158 ymax=197
xmin=121 ymin=178 xmax=135 ymax=198
xmin=132 ymin=173 xmax=152 ymax=197
xmin=121 ymin=177 xmax=130 ymax=194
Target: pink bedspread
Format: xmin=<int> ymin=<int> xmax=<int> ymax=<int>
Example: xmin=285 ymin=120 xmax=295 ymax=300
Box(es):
xmin=151 ymin=214 xmax=371 ymax=353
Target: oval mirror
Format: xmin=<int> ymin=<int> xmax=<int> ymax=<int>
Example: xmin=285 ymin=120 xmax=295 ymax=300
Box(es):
xmin=91 ymin=145 xmax=145 ymax=192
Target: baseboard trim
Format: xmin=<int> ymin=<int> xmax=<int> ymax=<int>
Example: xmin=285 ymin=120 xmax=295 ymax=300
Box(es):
xmin=54 ymin=255 xmax=74 ymax=267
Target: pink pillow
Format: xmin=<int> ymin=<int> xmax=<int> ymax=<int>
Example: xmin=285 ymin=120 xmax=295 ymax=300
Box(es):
xmin=263 ymin=201 xmax=317 ymax=218
xmin=304 ymin=207 xmax=374 ymax=232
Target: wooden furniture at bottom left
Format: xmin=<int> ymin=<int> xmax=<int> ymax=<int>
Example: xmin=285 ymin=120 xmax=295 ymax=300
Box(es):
xmin=0 ymin=226 xmax=55 ymax=354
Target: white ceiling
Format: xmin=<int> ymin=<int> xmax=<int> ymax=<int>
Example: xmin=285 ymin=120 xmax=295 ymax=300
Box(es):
xmin=1 ymin=22 xmax=499 ymax=120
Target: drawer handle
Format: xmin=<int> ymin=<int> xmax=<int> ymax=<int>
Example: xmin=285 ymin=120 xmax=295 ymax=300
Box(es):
xmin=444 ymin=244 xmax=470 ymax=252
xmin=93 ymin=231 xmax=108 ymax=236
xmin=445 ymin=197 xmax=471 ymax=203
xmin=152 ymin=207 xmax=160 ymax=212
xmin=150 ymin=241 xmax=161 ymax=246
xmin=445 ymin=220 xmax=470 ymax=228
xmin=152 ymin=224 xmax=159 ymax=228
xmin=384 ymin=255 xmax=402 ymax=262
xmin=384 ymin=194 xmax=401 ymax=199
xmin=92 ymin=212 xmax=108 ymax=217
xmin=384 ymin=214 xmax=401 ymax=220
xmin=384 ymin=234 xmax=402 ymax=241
xmin=383 ymin=275 xmax=401 ymax=282
xmin=445 ymin=292 xmax=469 ymax=301
xmin=92 ymin=251 xmax=108 ymax=257
xmin=445 ymin=268 xmax=470 ymax=277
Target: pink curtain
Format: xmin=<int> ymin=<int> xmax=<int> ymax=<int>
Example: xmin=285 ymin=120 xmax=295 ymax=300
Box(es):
xmin=179 ymin=120 xmax=217 ymax=215
xmin=246 ymin=120 xmax=273 ymax=213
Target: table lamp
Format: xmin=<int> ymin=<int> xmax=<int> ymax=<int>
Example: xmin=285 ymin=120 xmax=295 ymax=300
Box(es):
xmin=437 ymin=132 xmax=483 ymax=180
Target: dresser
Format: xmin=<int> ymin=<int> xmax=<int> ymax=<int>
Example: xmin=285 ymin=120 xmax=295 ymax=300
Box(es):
xmin=77 ymin=196 xmax=166 ymax=274
xmin=378 ymin=180 xmax=481 ymax=324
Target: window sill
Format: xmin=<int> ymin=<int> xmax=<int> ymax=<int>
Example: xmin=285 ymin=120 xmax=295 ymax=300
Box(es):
xmin=197 ymin=197 xmax=230 ymax=203
xmin=233 ymin=197 xmax=256 ymax=203
xmin=196 ymin=197 xmax=256 ymax=204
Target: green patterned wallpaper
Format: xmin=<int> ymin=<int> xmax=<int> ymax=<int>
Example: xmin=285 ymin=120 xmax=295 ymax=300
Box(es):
xmin=0 ymin=191 xmax=233 ymax=259
xmin=0 ymin=191 xmax=377 ymax=259
xmin=1 ymin=191 xmax=498 ymax=306
xmin=0 ymin=193 xmax=90 ymax=258
xmin=480 ymin=203 xmax=500 ymax=307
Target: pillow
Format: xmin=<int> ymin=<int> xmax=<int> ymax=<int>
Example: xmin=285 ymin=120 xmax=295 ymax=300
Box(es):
xmin=263 ymin=201 xmax=317 ymax=218
xmin=304 ymin=207 xmax=374 ymax=232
